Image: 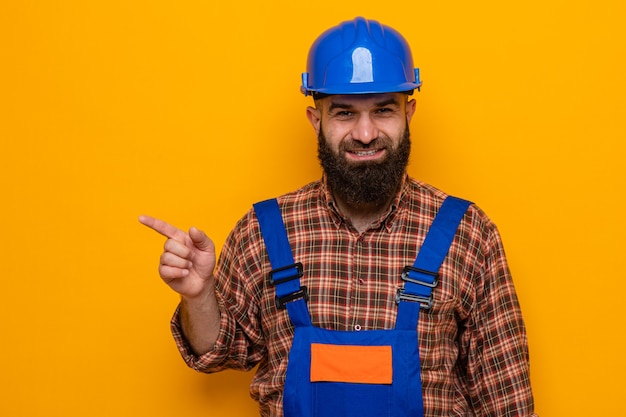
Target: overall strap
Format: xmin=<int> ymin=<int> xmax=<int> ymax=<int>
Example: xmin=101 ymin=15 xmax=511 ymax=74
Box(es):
xmin=253 ymin=199 xmax=312 ymax=327
xmin=396 ymin=196 xmax=472 ymax=330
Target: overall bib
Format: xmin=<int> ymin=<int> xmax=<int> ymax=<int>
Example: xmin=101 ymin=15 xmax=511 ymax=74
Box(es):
xmin=254 ymin=197 xmax=470 ymax=417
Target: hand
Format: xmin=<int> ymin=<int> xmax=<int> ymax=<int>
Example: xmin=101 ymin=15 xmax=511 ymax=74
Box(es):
xmin=139 ymin=215 xmax=216 ymax=300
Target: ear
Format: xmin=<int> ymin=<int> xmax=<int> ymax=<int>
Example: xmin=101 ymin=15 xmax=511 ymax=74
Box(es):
xmin=405 ymin=98 xmax=417 ymax=125
xmin=306 ymin=106 xmax=322 ymax=135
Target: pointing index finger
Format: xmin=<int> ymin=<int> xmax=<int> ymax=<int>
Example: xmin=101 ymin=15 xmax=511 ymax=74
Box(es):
xmin=138 ymin=215 xmax=183 ymax=240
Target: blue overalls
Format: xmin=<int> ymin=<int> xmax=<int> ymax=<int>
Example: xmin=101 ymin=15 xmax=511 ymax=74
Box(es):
xmin=253 ymin=196 xmax=471 ymax=417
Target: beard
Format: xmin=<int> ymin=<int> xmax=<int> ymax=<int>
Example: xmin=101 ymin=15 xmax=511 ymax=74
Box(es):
xmin=318 ymin=126 xmax=411 ymax=207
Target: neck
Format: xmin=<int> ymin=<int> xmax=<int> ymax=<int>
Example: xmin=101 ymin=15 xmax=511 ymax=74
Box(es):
xmin=332 ymin=192 xmax=395 ymax=234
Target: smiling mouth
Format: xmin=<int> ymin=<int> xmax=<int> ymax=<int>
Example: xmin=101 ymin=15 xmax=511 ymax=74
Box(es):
xmin=351 ymin=149 xmax=380 ymax=156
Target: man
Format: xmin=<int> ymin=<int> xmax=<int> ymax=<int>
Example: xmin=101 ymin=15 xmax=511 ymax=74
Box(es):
xmin=140 ymin=17 xmax=536 ymax=417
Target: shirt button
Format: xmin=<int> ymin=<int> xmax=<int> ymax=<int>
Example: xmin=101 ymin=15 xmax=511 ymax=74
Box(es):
xmin=354 ymin=324 xmax=362 ymax=331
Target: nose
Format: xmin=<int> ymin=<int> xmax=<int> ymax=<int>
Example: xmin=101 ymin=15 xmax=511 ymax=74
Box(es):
xmin=351 ymin=114 xmax=379 ymax=144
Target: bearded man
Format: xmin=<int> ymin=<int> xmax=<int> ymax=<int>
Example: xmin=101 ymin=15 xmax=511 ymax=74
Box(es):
xmin=140 ymin=17 xmax=536 ymax=417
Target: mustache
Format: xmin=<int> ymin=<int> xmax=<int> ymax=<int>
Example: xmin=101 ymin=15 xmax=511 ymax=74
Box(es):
xmin=339 ymin=137 xmax=392 ymax=152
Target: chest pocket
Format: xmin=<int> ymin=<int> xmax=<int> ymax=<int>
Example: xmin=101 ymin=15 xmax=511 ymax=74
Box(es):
xmin=310 ymin=343 xmax=392 ymax=384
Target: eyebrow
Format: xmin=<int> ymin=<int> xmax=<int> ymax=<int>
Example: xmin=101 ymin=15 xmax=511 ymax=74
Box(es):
xmin=327 ymin=97 xmax=401 ymax=112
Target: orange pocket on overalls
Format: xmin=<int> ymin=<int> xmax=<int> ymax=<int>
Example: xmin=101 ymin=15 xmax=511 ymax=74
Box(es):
xmin=310 ymin=343 xmax=392 ymax=384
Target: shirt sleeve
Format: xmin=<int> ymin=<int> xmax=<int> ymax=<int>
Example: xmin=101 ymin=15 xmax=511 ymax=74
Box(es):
xmin=461 ymin=221 xmax=538 ymax=416
xmin=170 ymin=209 xmax=267 ymax=374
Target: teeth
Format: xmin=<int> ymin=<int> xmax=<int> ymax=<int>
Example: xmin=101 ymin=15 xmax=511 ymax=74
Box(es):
xmin=353 ymin=150 xmax=378 ymax=156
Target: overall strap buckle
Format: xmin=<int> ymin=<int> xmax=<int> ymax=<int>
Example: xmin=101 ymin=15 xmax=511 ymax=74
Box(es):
xmin=275 ymin=286 xmax=309 ymax=310
xmin=269 ymin=262 xmax=304 ymax=285
xmin=269 ymin=262 xmax=308 ymax=309
xmin=401 ymin=266 xmax=438 ymax=287
xmin=395 ymin=266 xmax=439 ymax=309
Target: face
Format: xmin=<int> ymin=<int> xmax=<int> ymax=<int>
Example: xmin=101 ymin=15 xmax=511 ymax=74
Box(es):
xmin=307 ymin=93 xmax=416 ymax=206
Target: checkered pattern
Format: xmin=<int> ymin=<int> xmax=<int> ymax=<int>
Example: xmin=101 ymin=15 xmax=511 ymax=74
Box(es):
xmin=171 ymin=176 xmax=536 ymax=417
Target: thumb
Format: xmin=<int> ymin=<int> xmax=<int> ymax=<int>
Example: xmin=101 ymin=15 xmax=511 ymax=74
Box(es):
xmin=188 ymin=226 xmax=213 ymax=252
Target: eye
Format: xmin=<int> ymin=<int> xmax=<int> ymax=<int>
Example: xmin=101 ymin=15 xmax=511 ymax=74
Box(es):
xmin=376 ymin=107 xmax=394 ymax=114
xmin=331 ymin=110 xmax=354 ymax=119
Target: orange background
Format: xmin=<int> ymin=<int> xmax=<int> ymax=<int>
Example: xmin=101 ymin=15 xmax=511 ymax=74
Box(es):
xmin=1 ymin=1 xmax=625 ymax=416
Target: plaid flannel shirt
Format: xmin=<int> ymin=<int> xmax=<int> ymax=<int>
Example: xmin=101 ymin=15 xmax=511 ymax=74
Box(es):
xmin=171 ymin=176 xmax=537 ymax=417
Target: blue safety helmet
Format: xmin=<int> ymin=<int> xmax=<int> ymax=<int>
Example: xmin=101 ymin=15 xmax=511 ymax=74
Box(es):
xmin=301 ymin=17 xmax=421 ymax=96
